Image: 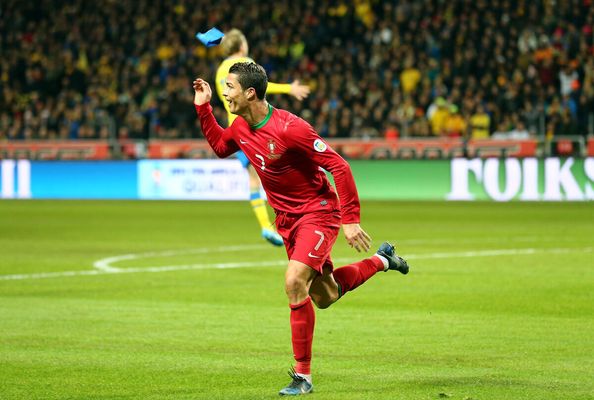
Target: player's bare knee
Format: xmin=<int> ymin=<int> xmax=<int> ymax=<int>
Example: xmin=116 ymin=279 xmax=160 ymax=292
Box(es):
xmin=285 ymin=276 xmax=307 ymax=297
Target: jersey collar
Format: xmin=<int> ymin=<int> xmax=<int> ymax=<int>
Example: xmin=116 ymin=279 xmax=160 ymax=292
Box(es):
xmin=250 ymin=104 xmax=273 ymax=130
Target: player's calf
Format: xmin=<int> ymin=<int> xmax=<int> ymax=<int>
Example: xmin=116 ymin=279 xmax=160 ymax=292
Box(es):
xmin=309 ymin=273 xmax=340 ymax=309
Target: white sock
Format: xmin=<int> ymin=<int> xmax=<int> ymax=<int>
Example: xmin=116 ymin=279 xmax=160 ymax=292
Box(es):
xmin=374 ymin=254 xmax=389 ymax=271
xmin=296 ymin=373 xmax=312 ymax=384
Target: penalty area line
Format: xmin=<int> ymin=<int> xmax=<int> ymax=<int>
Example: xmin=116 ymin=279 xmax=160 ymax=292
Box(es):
xmin=93 ymin=244 xmax=270 ymax=272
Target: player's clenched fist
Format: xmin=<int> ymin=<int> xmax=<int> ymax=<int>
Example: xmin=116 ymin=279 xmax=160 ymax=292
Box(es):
xmin=193 ymin=78 xmax=212 ymax=105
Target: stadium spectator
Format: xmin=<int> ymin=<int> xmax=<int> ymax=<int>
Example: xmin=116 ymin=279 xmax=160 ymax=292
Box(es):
xmin=400 ymin=56 xmax=422 ymax=94
xmin=469 ymin=104 xmax=491 ymax=139
xmin=443 ymin=105 xmax=466 ymax=138
xmin=508 ymin=120 xmax=532 ymax=140
xmin=428 ymin=97 xmax=450 ymax=136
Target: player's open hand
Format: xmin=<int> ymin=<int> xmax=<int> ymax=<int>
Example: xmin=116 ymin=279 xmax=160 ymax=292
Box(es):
xmin=290 ymin=80 xmax=311 ymax=101
xmin=193 ymin=78 xmax=212 ymax=105
xmin=342 ymin=223 xmax=371 ymax=253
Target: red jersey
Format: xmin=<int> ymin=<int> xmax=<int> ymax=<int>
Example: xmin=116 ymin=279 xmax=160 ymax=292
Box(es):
xmin=195 ymin=103 xmax=361 ymax=224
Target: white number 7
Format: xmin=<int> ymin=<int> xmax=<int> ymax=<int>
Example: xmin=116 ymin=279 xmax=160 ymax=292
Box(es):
xmin=255 ymin=154 xmax=266 ymax=170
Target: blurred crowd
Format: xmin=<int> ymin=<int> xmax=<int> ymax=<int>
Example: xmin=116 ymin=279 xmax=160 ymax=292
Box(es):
xmin=1 ymin=0 xmax=593 ymax=143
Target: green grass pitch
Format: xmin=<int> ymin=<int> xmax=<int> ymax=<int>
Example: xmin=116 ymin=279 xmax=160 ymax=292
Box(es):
xmin=1 ymin=200 xmax=593 ymax=399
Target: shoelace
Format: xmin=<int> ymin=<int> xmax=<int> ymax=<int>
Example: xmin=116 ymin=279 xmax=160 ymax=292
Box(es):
xmin=287 ymin=367 xmax=307 ymax=388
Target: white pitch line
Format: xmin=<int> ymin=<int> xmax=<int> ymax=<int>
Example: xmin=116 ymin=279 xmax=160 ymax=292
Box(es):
xmin=397 ymin=236 xmax=580 ymax=245
xmin=0 ymin=247 xmax=591 ymax=281
xmin=93 ymin=244 xmax=270 ymax=272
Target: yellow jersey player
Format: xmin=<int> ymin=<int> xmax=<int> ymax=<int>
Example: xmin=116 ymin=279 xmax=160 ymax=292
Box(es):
xmin=215 ymin=29 xmax=310 ymax=246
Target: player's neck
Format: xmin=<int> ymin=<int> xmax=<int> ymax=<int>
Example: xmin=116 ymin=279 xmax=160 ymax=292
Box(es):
xmin=241 ymin=101 xmax=270 ymax=127
xmin=229 ymin=51 xmax=247 ymax=59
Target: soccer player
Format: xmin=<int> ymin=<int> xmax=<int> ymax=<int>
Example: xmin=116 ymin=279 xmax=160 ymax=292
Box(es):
xmin=216 ymin=29 xmax=310 ymax=247
xmin=193 ymin=62 xmax=409 ymax=396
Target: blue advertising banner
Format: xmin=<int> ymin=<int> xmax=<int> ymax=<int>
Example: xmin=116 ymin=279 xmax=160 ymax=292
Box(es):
xmin=138 ymin=159 xmax=249 ymax=200
xmin=0 ymin=160 xmax=137 ymax=199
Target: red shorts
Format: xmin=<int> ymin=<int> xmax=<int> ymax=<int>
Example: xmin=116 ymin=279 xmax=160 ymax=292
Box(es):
xmin=275 ymin=210 xmax=341 ymax=274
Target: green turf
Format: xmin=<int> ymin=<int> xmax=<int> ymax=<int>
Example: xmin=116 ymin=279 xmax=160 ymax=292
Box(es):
xmin=1 ymin=200 xmax=593 ymax=399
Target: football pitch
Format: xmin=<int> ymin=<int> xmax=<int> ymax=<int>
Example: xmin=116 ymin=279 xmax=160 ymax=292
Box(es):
xmin=1 ymin=200 xmax=593 ymax=400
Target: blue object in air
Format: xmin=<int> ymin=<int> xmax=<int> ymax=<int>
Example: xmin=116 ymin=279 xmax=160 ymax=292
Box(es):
xmin=195 ymin=27 xmax=225 ymax=48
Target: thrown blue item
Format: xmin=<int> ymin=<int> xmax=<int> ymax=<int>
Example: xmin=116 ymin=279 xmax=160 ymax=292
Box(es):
xmin=195 ymin=27 xmax=225 ymax=48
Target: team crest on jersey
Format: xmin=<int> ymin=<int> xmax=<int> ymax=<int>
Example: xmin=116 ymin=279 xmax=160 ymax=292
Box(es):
xmin=313 ymin=139 xmax=327 ymax=152
xmin=266 ymin=139 xmax=281 ymax=159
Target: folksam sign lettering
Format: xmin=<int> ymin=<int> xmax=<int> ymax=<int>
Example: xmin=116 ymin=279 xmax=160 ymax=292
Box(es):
xmin=447 ymin=158 xmax=594 ymax=201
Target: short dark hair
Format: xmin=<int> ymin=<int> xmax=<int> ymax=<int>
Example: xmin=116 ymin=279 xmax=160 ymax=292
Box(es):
xmin=229 ymin=62 xmax=268 ymax=100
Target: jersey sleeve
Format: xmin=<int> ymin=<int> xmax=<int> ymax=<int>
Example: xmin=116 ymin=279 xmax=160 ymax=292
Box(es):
xmin=194 ymin=103 xmax=239 ymax=158
xmin=286 ymin=119 xmax=361 ymax=224
xmin=267 ymin=82 xmax=292 ymax=95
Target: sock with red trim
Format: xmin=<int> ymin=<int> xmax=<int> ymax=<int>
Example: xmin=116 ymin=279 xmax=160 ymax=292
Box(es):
xmin=333 ymin=257 xmax=384 ymax=297
xmin=290 ymin=296 xmax=315 ymax=375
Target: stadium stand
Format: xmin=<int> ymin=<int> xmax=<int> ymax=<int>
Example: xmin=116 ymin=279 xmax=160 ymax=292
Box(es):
xmin=0 ymin=0 xmax=593 ymax=153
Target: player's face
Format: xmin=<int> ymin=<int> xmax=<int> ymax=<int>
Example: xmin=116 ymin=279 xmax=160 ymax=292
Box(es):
xmin=223 ymin=73 xmax=248 ymax=114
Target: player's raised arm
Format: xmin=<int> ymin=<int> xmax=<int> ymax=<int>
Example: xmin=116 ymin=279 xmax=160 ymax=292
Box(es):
xmin=266 ymin=80 xmax=311 ymax=101
xmin=193 ymin=78 xmax=212 ymax=105
xmin=289 ymin=80 xmax=311 ymax=101
xmin=193 ymin=78 xmax=239 ymax=158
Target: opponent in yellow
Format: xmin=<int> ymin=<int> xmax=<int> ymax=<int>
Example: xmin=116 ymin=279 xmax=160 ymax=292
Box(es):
xmin=215 ymin=29 xmax=310 ymax=246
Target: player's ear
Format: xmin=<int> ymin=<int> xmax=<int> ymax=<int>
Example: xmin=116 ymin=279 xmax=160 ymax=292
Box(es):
xmin=245 ymin=87 xmax=257 ymax=101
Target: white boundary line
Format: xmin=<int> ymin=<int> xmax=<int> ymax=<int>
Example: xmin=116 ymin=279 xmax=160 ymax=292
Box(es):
xmin=93 ymin=244 xmax=270 ymax=272
xmin=0 ymin=246 xmax=591 ymax=281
